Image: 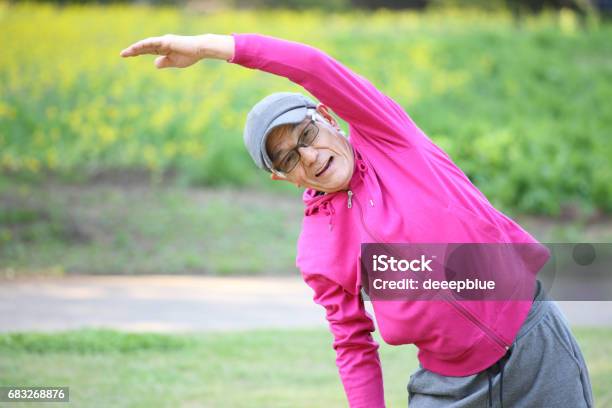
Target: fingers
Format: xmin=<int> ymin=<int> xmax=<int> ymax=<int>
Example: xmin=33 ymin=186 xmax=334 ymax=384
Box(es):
xmin=154 ymin=55 xmax=172 ymax=69
xmin=119 ymin=36 xmax=169 ymax=58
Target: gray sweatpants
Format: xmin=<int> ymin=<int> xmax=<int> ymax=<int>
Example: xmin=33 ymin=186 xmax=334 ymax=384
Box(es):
xmin=407 ymin=281 xmax=594 ymax=407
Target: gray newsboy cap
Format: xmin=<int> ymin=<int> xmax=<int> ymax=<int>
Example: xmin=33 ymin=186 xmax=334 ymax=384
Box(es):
xmin=243 ymin=92 xmax=318 ymax=173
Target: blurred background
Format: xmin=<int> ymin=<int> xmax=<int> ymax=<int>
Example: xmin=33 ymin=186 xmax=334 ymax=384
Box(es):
xmin=1 ymin=0 xmax=611 ymax=407
xmin=2 ymin=0 xmax=612 ymax=277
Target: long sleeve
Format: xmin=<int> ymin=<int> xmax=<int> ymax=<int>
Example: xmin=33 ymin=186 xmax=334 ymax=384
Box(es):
xmin=227 ymin=33 xmax=418 ymax=150
xmin=303 ymin=272 xmax=386 ymax=408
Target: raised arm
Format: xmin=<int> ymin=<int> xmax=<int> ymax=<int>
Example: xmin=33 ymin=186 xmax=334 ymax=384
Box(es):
xmin=227 ymin=33 xmax=417 ymax=149
xmin=120 ymin=33 xmax=419 ymax=149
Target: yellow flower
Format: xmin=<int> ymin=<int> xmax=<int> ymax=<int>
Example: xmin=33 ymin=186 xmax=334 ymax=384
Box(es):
xmin=0 ymin=103 xmax=16 ymax=119
xmin=162 ymin=141 xmax=178 ymax=158
xmin=25 ymin=157 xmax=40 ymax=173
xmin=33 ymin=130 xmax=45 ymax=147
xmin=46 ymin=106 xmax=59 ymax=119
xmin=99 ymin=125 xmax=117 ymax=145
xmin=46 ymin=148 xmax=59 ymax=169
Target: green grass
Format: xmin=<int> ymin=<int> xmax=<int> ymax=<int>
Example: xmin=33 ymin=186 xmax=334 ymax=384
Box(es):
xmin=2 ymin=178 xmax=612 ymax=278
xmin=0 ymin=327 xmax=610 ymax=407
xmin=0 ymin=179 xmax=303 ymax=276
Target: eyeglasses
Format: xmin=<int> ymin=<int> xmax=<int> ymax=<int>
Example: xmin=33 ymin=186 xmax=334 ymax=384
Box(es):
xmin=271 ymin=110 xmax=321 ymax=175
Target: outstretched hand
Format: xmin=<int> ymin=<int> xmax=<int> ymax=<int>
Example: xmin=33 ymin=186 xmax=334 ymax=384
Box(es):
xmin=120 ymin=34 xmax=211 ymax=68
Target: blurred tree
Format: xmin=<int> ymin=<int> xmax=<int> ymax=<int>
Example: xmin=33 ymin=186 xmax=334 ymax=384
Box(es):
xmin=232 ymin=0 xmax=349 ymax=10
xmin=506 ymin=0 xmax=591 ymax=12
xmin=504 ymin=0 xmax=599 ymax=25
xmin=7 ymin=0 xmax=609 ymax=13
xmin=428 ymin=0 xmax=506 ymax=10
xmin=350 ymin=0 xmax=427 ymax=9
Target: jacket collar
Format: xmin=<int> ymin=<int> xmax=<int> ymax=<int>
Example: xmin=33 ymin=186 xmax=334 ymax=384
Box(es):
xmin=302 ymin=143 xmax=369 ymax=231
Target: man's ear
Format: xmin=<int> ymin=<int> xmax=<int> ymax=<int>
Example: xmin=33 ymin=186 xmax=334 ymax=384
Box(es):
xmin=270 ymin=173 xmax=287 ymax=181
xmin=270 ymin=173 xmax=302 ymax=188
xmin=316 ymin=103 xmax=339 ymax=129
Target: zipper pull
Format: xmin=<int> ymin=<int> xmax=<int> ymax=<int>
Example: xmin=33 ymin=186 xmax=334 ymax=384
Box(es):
xmin=347 ymin=190 xmax=353 ymax=208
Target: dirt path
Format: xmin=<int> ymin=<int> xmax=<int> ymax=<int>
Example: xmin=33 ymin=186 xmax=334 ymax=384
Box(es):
xmin=0 ymin=275 xmax=326 ymax=333
xmin=1 ymin=275 xmax=611 ymax=333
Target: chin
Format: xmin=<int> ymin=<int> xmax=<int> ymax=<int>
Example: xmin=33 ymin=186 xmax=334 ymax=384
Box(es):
xmin=309 ymin=166 xmax=351 ymax=192
xmin=322 ymin=176 xmax=349 ymax=193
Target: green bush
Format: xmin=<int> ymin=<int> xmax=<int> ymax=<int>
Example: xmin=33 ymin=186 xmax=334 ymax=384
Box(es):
xmin=1 ymin=5 xmax=611 ymax=215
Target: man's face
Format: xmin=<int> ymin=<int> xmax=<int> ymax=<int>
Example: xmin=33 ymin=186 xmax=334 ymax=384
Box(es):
xmin=266 ymin=105 xmax=355 ymax=193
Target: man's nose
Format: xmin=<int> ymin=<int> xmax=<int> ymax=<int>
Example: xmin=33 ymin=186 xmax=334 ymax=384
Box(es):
xmin=298 ymin=146 xmax=318 ymax=166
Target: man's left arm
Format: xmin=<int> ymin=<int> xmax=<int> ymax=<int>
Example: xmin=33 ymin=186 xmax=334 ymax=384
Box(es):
xmin=303 ymin=272 xmax=386 ymax=408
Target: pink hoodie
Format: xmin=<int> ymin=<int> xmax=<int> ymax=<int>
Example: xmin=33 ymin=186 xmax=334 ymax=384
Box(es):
xmin=229 ymin=33 xmax=550 ymax=408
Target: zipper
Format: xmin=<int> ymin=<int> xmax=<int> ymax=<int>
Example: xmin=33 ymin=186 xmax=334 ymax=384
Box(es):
xmin=438 ymin=291 xmax=510 ymax=350
xmin=347 ymin=189 xmax=510 ymax=351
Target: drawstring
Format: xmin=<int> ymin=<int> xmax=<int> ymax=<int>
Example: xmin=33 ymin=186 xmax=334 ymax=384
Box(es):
xmin=356 ymin=155 xmax=368 ymax=176
xmin=319 ymin=200 xmax=335 ymax=231
xmin=355 ymin=150 xmax=368 ymax=185
xmin=487 ymin=369 xmax=493 ymax=407
xmin=499 ymin=359 xmax=505 ymax=408
xmin=303 ymin=192 xmax=336 ymax=231
xmin=486 ymin=347 xmax=511 ymax=407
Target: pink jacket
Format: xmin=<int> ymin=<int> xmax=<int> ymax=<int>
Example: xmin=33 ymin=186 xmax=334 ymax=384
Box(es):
xmin=229 ymin=33 xmax=550 ymax=408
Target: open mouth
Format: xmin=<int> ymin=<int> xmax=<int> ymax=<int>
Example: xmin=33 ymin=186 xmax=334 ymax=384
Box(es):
xmin=315 ymin=156 xmax=333 ymax=177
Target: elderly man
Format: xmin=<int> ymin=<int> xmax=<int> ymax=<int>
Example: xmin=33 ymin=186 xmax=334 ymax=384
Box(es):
xmin=120 ymin=33 xmax=593 ymax=408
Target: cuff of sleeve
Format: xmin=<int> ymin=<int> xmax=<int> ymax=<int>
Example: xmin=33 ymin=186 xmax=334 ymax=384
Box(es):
xmin=225 ymin=33 xmax=239 ymax=63
xmin=347 ymin=392 xmax=386 ymax=408
xmin=226 ymin=32 xmax=250 ymax=65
